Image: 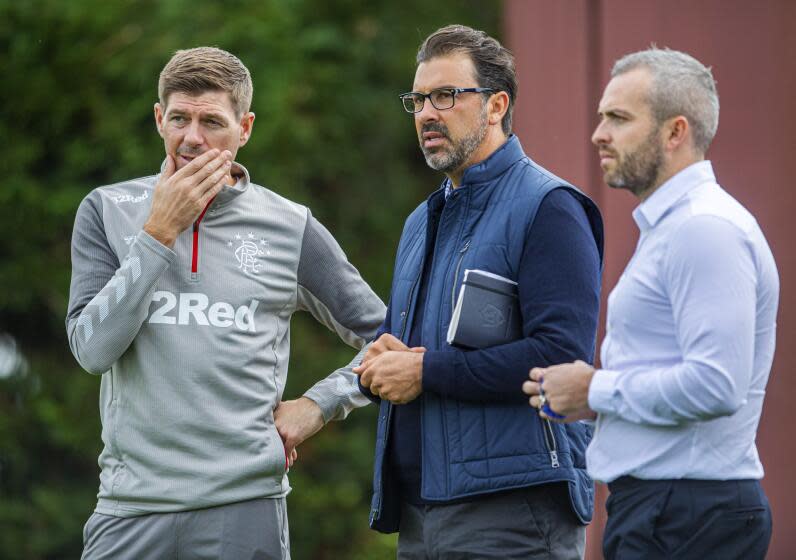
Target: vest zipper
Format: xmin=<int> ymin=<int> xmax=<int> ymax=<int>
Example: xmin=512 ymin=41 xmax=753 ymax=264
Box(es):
xmin=450 ymin=239 xmax=471 ymax=311
xmin=542 ymin=418 xmax=560 ymax=468
xmin=373 ymin=264 xmax=424 ymax=523
xmin=371 ymin=402 xmax=393 ymax=523
xmin=190 ymin=199 xmax=214 ymax=281
xmin=400 ymin=263 xmax=424 ymax=340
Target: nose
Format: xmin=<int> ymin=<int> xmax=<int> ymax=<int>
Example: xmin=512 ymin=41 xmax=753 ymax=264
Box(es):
xmin=415 ymin=98 xmax=440 ymax=125
xmin=184 ymin=121 xmax=205 ymax=147
xmin=591 ymin=120 xmax=609 ymax=147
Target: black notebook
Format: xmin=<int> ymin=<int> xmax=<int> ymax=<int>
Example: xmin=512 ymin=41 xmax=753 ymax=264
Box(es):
xmin=447 ymin=269 xmax=521 ymax=349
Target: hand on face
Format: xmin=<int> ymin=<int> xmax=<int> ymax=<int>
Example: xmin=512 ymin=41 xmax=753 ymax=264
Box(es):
xmin=143 ymin=149 xmax=231 ymax=247
xmin=523 ymin=360 xmax=597 ymax=423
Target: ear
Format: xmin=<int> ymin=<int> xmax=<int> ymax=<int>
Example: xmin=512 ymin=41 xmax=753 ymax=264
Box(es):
xmin=238 ymin=112 xmax=255 ymax=147
xmin=154 ymin=103 xmax=165 ymax=138
xmin=664 ymin=115 xmax=690 ymax=152
xmin=487 ymin=91 xmax=510 ymax=128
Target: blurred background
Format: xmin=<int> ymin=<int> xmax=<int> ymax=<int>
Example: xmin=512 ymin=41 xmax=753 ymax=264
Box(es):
xmin=1 ymin=0 xmax=793 ymax=558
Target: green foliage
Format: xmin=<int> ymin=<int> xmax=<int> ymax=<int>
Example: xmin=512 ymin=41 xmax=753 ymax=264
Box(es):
xmin=0 ymin=1 xmax=501 ymax=558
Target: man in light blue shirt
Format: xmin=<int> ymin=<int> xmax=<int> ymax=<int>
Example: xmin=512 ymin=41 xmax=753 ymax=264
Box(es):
xmin=523 ymin=48 xmax=778 ymax=559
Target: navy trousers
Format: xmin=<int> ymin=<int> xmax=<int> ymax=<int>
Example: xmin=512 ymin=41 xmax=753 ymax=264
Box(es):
xmin=603 ymin=477 xmax=771 ymax=560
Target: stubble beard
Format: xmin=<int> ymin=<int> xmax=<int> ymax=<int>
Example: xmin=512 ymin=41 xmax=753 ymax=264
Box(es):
xmin=605 ymin=127 xmax=664 ymax=198
xmin=421 ymin=107 xmax=489 ymax=175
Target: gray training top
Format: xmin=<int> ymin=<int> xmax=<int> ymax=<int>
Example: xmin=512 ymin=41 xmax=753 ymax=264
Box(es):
xmin=66 ymin=162 xmax=385 ymax=517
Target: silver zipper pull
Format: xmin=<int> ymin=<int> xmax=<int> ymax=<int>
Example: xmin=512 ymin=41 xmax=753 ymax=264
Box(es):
xmin=550 ymin=450 xmax=560 ymax=468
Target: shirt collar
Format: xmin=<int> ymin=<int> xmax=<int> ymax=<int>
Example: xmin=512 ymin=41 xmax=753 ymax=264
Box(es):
xmin=443 ymin=179 xmax=453 ymax=199
xmin=632 ymin=160 xmax=715 ymax=231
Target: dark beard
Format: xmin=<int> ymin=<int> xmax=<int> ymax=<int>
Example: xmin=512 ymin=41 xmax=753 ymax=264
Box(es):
xmin=606 ymin=127 xmax=664 ymax=197
xmin=420 ymin=108 xmax=488 ymax=174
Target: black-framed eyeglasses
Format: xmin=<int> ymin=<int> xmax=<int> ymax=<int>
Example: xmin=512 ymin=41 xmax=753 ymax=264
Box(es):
xmin=399 ymin=87 xmax=495 ymax=113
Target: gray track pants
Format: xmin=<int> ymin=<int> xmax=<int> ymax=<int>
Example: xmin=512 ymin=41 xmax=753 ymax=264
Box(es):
xmin=81 ymin=497 xmax=290 ymax=560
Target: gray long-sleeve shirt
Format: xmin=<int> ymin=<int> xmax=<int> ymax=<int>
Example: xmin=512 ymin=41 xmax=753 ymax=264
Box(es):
xmin=66 ymin=163 xmax=385 ymax=517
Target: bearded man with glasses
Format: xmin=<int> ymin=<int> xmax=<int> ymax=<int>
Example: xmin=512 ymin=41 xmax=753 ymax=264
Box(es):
xmin=354 ymin=25 xmax=604 ymax=559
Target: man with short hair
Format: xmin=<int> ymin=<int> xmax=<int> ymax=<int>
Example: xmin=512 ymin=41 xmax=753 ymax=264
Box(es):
xmin=67 ymin=47 xmax=385 ymax=559
xmin=524 ymin=48 xmax=778 ymax=559
xmin=354 ymin=25 xmax=604 ymax=559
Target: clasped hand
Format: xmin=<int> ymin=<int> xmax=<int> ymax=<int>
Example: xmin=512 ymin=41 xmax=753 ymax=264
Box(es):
xmin=522 ymin=360 xmax=597 ymax=423
xmin=353 ymin=334 xmax=425 ymax=404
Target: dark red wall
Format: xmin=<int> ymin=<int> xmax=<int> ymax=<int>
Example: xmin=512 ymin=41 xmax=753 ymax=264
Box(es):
xmin=505 ymin=1 xmax=796 ymax=558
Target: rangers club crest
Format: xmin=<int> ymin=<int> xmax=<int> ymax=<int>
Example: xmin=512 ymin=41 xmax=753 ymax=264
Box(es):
xmin=228 ymin=232 xmax=270 ymax=275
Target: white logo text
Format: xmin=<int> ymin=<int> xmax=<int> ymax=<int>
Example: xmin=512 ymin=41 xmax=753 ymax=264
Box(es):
xmin=111 ymin=191 xmax=149 ymax=205
xmin=148 ymin=291 xmax=259 ymax=332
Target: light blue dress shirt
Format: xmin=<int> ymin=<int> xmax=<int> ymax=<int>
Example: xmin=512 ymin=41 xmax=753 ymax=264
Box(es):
xmin=587 ymin=161 xmax=779 ymax=483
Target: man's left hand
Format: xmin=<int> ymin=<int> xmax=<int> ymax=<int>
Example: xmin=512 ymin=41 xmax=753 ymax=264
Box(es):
xmin=523 ymin=360 xmax=597 ymax=423
xmin=274 ymin=397 xmax=325 ymax=461
xmin=354 ymin=350 xmax=423 ymax=404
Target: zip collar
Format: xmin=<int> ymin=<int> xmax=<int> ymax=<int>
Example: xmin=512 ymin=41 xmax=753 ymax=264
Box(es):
xmin=459 ymin=134 xmax=526 ymax=186
xmin=432 ymin=135 xmax=528 ymax=210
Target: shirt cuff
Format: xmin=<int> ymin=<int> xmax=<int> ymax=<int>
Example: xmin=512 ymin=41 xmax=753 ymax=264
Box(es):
xmin=300 ymin=389 xmax=335 ymax=424
xmin=420 ymin=350 xmax=455 ymax=396
xmin=137 ymin=229 xmax=177 ymax=262
xmin=588 ymin=368 xmax=620 ymax=415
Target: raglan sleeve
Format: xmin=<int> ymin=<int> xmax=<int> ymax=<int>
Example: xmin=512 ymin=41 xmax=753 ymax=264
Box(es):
xmin=66 ymin=190 xmax=175 ymax=374
xmin=295 ymin=210 xmax=387 ymax=421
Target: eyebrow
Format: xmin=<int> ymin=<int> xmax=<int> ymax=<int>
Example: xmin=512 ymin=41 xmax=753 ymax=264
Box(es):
xmin=411 ymin=85 xmax=459 ymax=93
xmin=598 ymin=108 xmax=633 ymax=119
xmin=201 ymin=113 xmax=228 ymax=123
xmin=167 ymin=108 xmax=229 ymax=122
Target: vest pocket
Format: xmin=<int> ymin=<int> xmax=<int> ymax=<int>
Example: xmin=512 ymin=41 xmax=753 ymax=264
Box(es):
xmin=452 ymin=401 xmax=555 ymax=474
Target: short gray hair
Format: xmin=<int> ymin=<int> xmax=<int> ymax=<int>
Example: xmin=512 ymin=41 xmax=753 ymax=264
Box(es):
xmin=612 ymin=47 xmax=719 ymax=154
